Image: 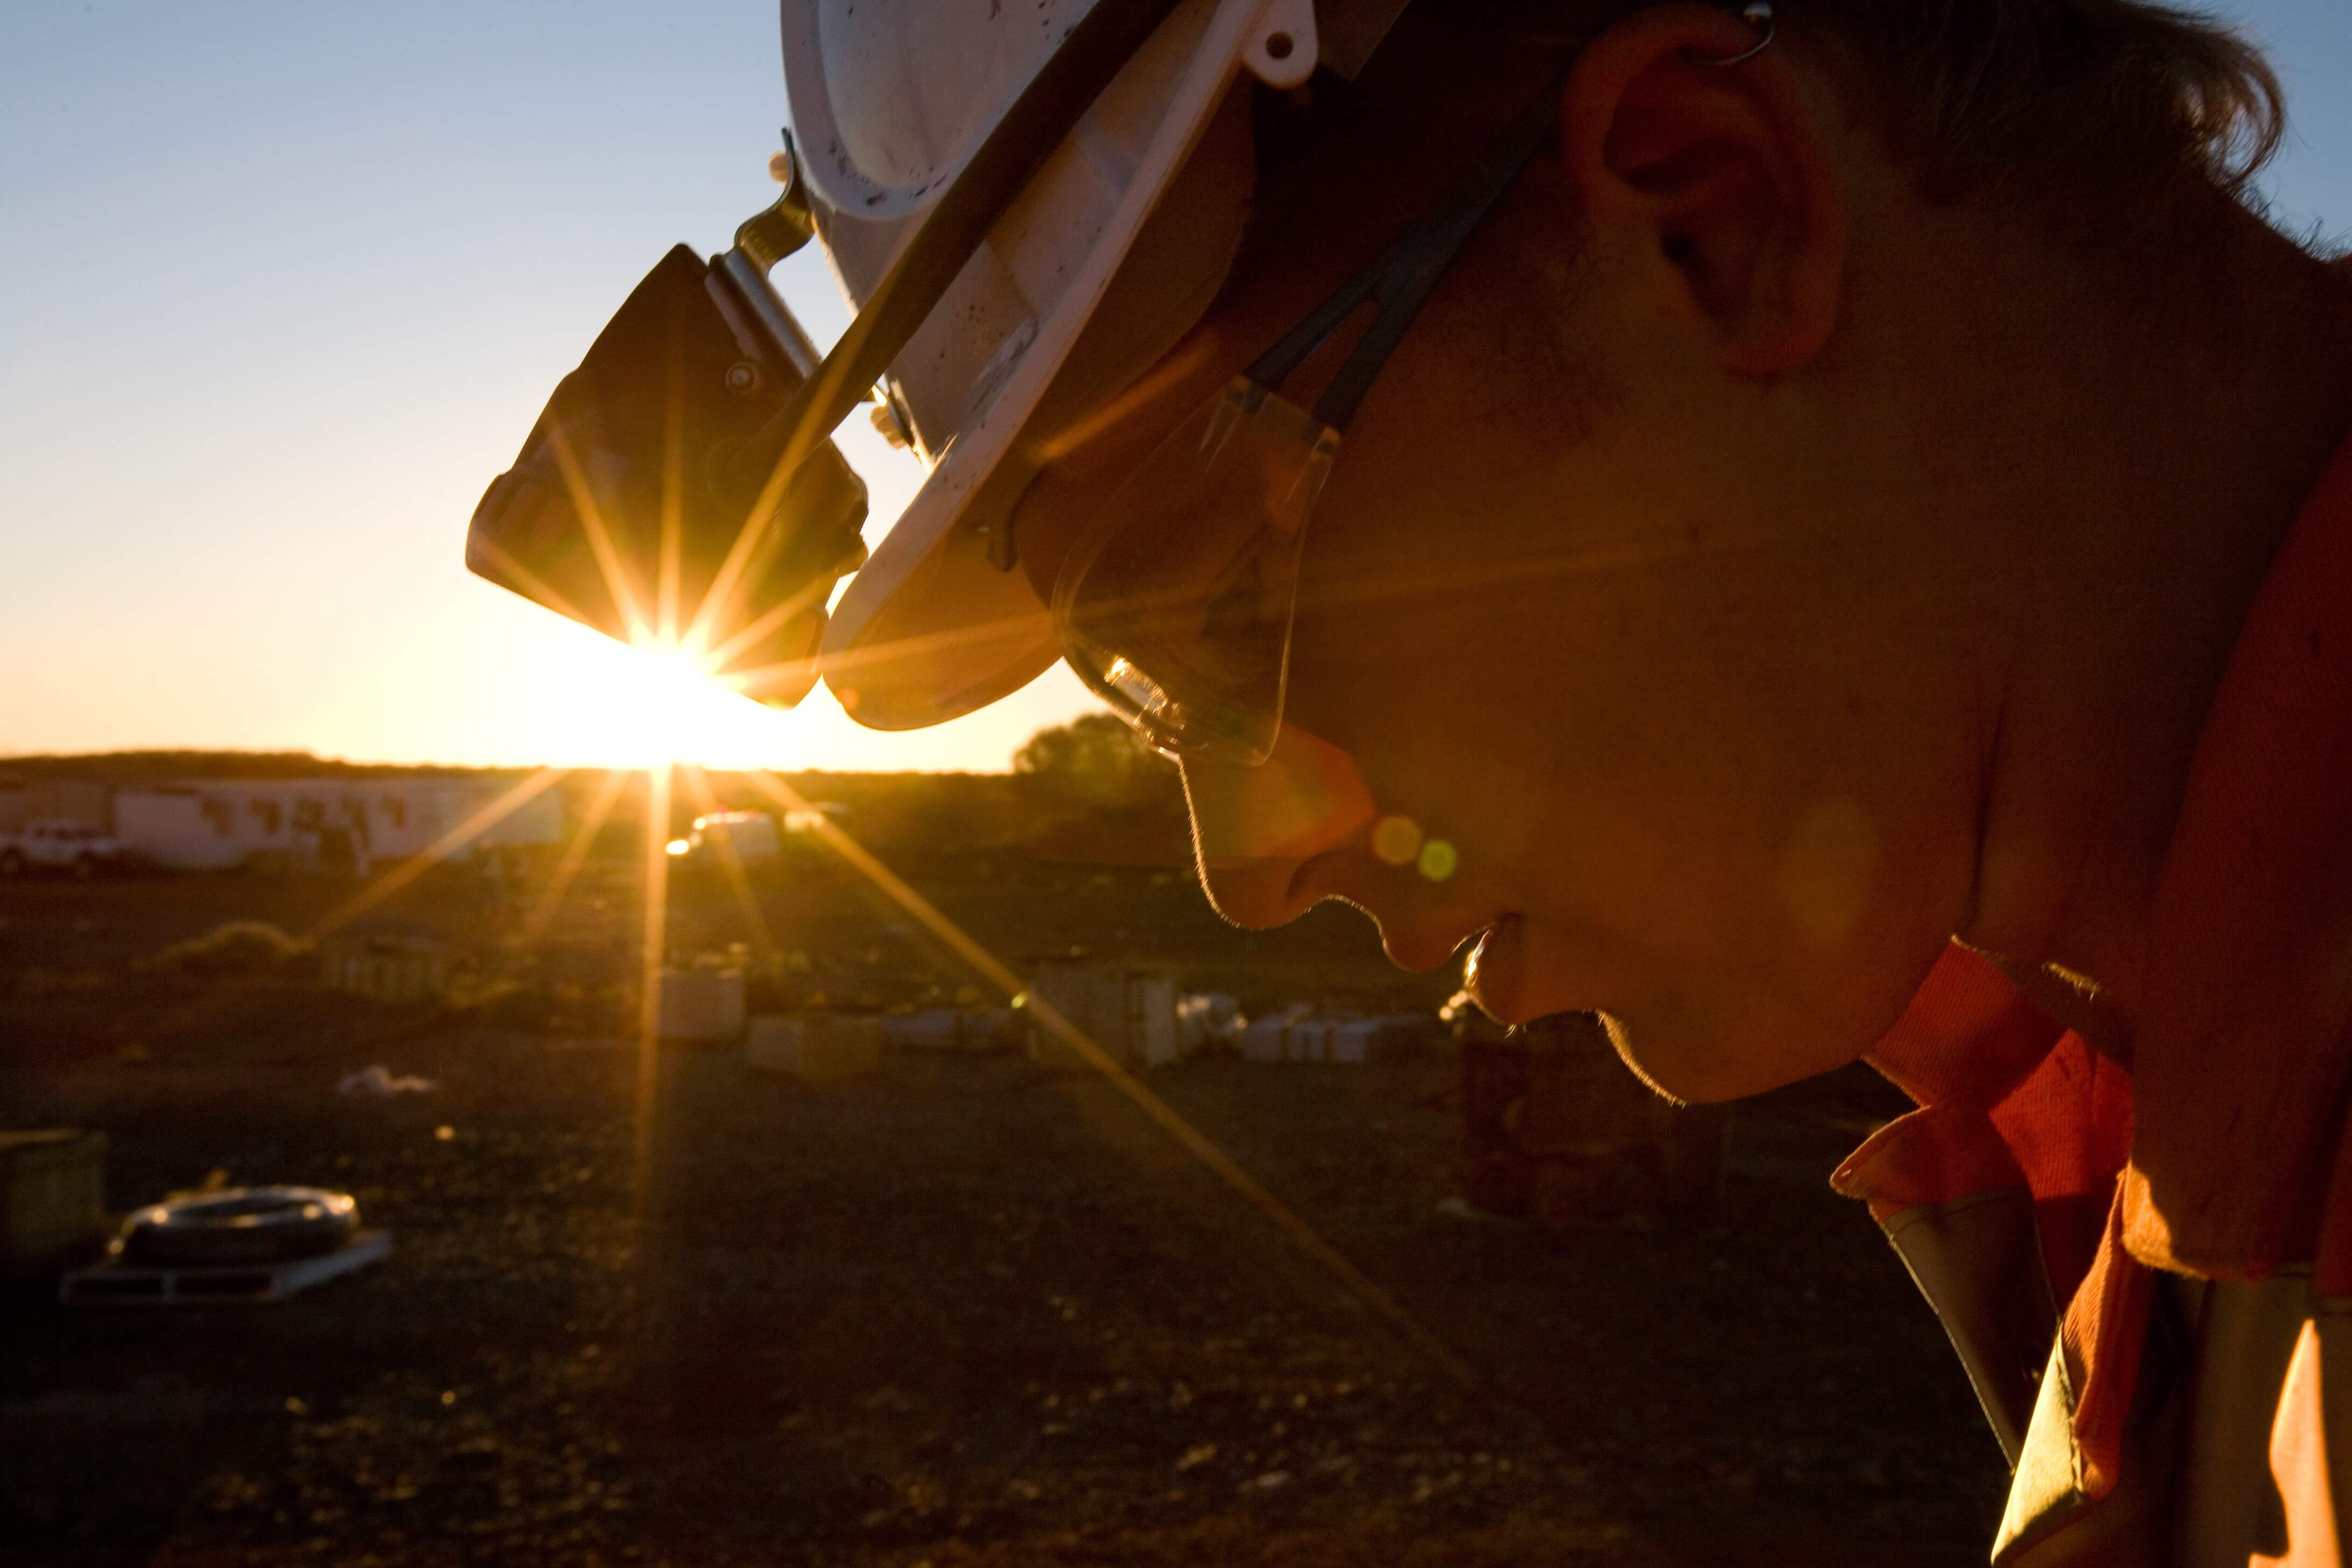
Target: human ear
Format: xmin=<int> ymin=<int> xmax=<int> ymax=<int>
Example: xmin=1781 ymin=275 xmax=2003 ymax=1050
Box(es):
xmin=1558 ymin=4 xmax=1846 ymax=377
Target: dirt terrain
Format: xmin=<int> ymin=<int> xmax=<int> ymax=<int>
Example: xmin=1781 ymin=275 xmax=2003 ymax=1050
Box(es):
xmin=0 ymin=845 xmax=2012 ymax=1566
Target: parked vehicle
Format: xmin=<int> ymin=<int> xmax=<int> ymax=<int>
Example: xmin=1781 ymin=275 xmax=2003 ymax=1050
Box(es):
xmin=0 ymin=818 xmax=133 ymax=879
xmin=683 ymin=809 xmax=781 ymax=867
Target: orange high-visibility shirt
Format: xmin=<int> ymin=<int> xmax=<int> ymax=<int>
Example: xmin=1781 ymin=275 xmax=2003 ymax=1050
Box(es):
xmin=1833 ymin=429 xmax=2352 ymax=1564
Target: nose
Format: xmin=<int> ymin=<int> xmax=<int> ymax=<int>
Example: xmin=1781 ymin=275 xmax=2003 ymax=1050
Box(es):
xmin=1181 ymin=724 xmax=1376 ymax=928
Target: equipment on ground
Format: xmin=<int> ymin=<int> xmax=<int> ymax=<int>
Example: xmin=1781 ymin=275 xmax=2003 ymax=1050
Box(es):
xmin=683 ymin=809 xmax=782 ymax=867
xmin=117 ymin=1186 xmax=360 ymax=1268
xmin=62 ymin=1229 xmax=391 ymax=1306
xmin=657 ymin=967 xmax=748 ymax=1042
xmin=1 ymin=1130 xmax=109 ymax=1276
xmin=1025 ymin=955 xmax=1180 ymax=1071
xmin=746 ymin=1012 xmax=886 ymax=1081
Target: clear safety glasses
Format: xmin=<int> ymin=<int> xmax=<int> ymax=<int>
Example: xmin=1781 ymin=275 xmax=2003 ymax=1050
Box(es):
xmin=1049 ymin=75 xmax=1564 ymax=767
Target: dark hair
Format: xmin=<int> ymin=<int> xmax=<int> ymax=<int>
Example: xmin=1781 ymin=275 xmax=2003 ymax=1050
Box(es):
xmin=1408 ymin=0 xmax=2284 ymax=211
xmin=1786 ymin=0 xmax=2283 ymax=205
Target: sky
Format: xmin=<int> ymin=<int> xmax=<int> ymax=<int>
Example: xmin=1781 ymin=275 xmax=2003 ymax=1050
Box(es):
xmin=4 ymin=1 xmax=2351 ymax=774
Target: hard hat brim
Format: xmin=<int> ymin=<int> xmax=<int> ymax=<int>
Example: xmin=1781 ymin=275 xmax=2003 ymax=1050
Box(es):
xmin=810 ymin=0 xmax=1316 ymax=730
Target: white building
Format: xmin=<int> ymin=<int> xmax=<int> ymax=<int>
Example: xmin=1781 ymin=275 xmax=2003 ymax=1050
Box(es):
xmin=113 ymin=778 xmax=563 ymax=873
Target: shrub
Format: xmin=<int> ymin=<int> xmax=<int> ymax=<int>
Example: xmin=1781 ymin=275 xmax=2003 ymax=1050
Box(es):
xmin=141 ymin=920 xmax=310 ymax=979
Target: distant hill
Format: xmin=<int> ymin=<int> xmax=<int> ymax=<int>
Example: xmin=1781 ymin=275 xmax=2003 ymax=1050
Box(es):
xmin=0 ymin=750 xmax=497 ymax=783
xmin=0 ymin=742 xmax=1190 ymax=867
xmin=0 ymin=752 xmax=1012 ymax=786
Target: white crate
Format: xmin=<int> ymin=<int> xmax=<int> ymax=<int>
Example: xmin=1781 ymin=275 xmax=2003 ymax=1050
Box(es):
xmin=1238 ymin=1017 xmax=1286 ymax=1063
xmin=319 ymin=939 xmax=450 ymax=1005
xmin=881 ymin=1008 xmax=1009 ymax=1053
xmin=2 ymin=1130 xmax=108 ymax=1272
xmin=1285 ymin=1019 xmax=1335 ymax=1063
xmin=1331 ymin=1020 xmax=1382 ymax=1066
xmin=745 ymin=1014 xmax=883 ymax=1082
xmin=658 ymin=969 xmax=745 ymax=1042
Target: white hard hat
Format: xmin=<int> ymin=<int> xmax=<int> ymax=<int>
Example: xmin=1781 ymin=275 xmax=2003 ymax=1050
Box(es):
xmin=793 ymin=0 xmax=1412 ymax=730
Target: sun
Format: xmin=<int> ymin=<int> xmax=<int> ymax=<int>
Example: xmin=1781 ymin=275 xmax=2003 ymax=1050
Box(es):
xmin=530 ymin=629 xmax=806 ymax=772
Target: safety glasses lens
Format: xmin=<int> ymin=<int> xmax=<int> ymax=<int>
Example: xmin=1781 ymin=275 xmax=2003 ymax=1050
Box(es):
xmin=1052 ymin=377 xmax=1340 ymax=766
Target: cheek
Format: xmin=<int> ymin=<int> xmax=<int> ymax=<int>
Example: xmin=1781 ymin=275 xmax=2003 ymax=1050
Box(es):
xmin=1272 ymin=491 xmax=1601 ymax=905
xmin=1280 ymin=620 xmax=1566 ymax=920
xmin=1279 ymin=444 xmax=1560 ymax=734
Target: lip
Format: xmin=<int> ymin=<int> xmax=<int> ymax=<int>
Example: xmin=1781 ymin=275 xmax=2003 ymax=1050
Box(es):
xmin=1382 ymin=919 xmax=1486 ymax=975
xmin=1293 ymin=852 xmax=1497 ymax=974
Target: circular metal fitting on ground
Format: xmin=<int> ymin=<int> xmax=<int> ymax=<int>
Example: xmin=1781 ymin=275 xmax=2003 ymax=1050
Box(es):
xmin=118 ymin=1186 xmax=359 ymax=1268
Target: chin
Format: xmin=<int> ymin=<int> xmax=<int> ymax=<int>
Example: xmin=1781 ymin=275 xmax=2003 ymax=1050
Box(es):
xmin=1606 ymin=995 xmax=1880 ymax=1105
xmin=1467 ymin=918 xmax=1898 ymax=1103
xmin=1603 ymin=1016 xmax=1768 ymax=1105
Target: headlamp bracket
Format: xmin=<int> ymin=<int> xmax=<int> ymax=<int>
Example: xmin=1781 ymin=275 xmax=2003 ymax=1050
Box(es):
xmin=464 ymin=137 xmax=869 ymax=708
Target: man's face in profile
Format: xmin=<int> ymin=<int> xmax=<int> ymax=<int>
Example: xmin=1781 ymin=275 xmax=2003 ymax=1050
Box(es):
xmin=1015 ymin=16 xmax=1998 ymax=1103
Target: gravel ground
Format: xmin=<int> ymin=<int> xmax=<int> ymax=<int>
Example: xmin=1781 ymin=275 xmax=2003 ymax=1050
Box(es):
xmin=0 ymin=866 xmax=2011 ymax=1566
